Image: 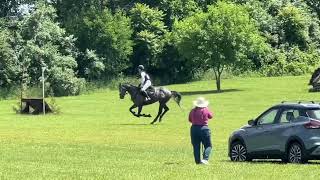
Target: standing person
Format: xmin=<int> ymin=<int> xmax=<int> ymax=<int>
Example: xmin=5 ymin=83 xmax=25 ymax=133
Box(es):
xmin=189 ymin=97 xmax=213 ymax=165
xmin=137 ymin=65 xmax=152 ymax=100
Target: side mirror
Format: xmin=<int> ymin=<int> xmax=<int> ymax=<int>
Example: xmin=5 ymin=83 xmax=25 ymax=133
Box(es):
xmin=248 ymin=119 xmax=255 ymax=126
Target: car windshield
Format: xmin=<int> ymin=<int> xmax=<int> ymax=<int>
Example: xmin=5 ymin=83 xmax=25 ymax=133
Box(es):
xmin=307 ymin=109 xmax=320 ymax=120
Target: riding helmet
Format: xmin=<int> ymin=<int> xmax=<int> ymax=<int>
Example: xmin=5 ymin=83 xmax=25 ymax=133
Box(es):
xmin=138 ymin=65 xmax=144 ymax=70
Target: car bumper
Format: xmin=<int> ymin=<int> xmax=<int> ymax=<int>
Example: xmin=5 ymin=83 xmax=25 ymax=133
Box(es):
xmin=305 ymin=137 xmax=320 ymax=158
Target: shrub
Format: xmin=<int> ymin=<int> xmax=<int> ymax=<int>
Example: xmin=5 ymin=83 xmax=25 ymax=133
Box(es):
xmin=49 ymin=68 xmax=86 ymax=96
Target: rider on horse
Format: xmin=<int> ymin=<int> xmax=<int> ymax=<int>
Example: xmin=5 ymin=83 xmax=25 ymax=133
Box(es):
xmin=138 ymin=65 xmax=152 ymax=100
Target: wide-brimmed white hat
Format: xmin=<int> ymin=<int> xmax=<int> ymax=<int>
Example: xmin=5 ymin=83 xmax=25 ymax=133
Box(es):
xmin=193 ymin=97 xmax=209 ymax=108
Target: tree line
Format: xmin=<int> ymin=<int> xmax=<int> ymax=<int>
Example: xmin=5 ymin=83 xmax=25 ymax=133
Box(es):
xmin=1 ymin=0 xmax=320 ymax=95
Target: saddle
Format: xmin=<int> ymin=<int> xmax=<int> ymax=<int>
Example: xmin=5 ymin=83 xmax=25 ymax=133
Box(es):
xmin=146 ymin=86 xmax=155 ymax=94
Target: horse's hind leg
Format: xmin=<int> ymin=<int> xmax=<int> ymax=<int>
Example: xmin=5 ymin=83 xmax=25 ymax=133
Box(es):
xmin=159 ymin=104 xmax=169 ymax=122
xmin=151 ymin=104 xmax=163 ymax=124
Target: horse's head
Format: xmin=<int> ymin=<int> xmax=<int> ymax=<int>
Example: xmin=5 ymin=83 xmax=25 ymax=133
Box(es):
xmin=119 ymin=83 xmax=127 ymax=99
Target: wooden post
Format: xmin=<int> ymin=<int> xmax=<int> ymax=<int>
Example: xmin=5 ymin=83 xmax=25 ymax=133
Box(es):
xmin=20 ymin=67 xmax=25 ymax=113
xmin=20 ymin=76 xmax=23 ymax=113
xmin=42 ymin=67 xmax=46 ymax=115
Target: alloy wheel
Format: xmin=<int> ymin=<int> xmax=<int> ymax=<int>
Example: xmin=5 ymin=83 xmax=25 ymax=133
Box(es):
xmin=289 ymin=144 xmax=302 ymax=163
xmin=231 ymin=143 xmax=247 ymax=161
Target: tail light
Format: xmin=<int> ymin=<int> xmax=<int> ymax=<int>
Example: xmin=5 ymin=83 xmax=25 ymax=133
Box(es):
xmin=304 ymin=120 xmax=320 ymax=129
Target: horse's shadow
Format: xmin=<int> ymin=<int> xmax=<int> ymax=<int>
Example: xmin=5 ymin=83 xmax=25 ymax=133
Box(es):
xmin=117 ymin=123 xmax=150 ymax=126
xmin=180 ymin=89 xmax=242 ymax=96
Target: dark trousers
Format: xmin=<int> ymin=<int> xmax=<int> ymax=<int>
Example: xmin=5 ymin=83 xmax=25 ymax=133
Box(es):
xmin=190 ymin=125 xmax=212 ymax=164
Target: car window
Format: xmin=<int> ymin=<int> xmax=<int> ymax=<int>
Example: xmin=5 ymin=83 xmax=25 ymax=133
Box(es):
xmin=258 ymin=109 xmax=278 ymax=125
xmin=306 ymin=109 xmax=320 ymax=120
xmin=279 ymin=109 xmax=300 ymax=123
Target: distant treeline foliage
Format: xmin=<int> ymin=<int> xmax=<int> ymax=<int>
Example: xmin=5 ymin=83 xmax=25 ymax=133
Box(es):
xmin=1 ymin=0 xmax=320 ymax=95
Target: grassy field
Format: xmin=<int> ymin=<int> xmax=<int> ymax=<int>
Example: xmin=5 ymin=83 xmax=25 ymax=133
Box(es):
xmin=1 ymin=76 xmax=320 ymax=179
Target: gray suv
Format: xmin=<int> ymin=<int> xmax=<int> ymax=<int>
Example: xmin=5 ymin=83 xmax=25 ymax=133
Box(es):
xmin=229 ymin=102 xmax=320 ymax=163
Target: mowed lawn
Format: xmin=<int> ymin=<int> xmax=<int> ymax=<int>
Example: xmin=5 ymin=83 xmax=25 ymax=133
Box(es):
xmin=1 ymin=76 xmax=320 ymax=179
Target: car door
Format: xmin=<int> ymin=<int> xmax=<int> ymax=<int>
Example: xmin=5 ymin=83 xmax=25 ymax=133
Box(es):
xmin=245 ymin=108 xmax=280 ymax=154
xmin=271 ymin=108 xmax=301 ymax=153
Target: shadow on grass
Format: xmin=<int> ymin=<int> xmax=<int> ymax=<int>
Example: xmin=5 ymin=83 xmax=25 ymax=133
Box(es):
xmin=117 ymin=123 xmax=150 ymax=126
xmin=117 ymin=123 xmax=166 ymax=126
xmin=180 ymin=89 xmax=242 ymax=96
xmin=222 ymin=160 xmax=320 ymax=165
xmin=164 ymin=162 xmax=183 ymax=165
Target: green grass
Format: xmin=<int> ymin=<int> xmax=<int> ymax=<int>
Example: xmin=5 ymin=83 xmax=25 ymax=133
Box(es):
xmin=1 ymin=76 xmax=320 ymax=179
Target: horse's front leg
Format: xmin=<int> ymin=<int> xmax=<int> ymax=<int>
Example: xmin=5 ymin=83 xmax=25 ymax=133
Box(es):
xmin=129 ymin=104 xmax=138 ymax=117
xmin=136 ymin=106 xmax=142 ymax=117
xmin=137 ymin=106 xmax=151 ymax=118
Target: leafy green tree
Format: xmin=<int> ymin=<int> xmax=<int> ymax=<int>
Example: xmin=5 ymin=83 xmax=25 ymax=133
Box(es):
xmin=261 ymin=45 xmax=320 ymax=76
xmin=82 ymin=8 xmax=133 ymax=77
xmin=305 ymin=0 xmax=320 ymax=17
xmin=159 ymin=0 xmax=199 ymax=29
xmin=194 ymin=0 xmax=217 ymax=10
xmin=0 ymin=27 xmax=19 ymax=87
xmin=130 ymin=3 xmax=167 ymax=71
xmin=19 ymin=2 xmax=84 ymax=96
xmin=0 ymin=0 xmax=35 ymax=17
xmin=173 ymin=2 xmax=268 ymax=91
xmin=82 ymin=49 xmax=105 ymax=81
xmin=277 ymin=4 xmax=311 ymax=50
xmin=51 ymin=0 xmax=108 ymax=30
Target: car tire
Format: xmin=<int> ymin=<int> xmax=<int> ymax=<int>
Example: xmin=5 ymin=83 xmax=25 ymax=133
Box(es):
xmin=230 ymin=141 xmax=250 ymax=162
xmin=287 ymin=143 xmax=307 ymax=163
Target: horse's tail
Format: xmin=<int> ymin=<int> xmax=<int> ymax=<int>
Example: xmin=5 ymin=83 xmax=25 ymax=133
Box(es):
xmin=171 ymin=91 xmax=182 ymax=107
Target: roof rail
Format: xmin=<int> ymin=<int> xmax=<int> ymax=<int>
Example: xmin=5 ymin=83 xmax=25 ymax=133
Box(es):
xmin=281 ymin=101 xmax=316 ymax=104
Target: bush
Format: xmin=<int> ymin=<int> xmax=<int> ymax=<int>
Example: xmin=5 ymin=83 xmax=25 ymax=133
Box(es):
xmin=261 ymin=46 xmax=320 ymax=76
xmin=49 ymin=68 xmax=86 ymax=97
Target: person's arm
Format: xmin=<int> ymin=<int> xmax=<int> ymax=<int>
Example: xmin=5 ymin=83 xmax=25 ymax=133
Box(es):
xmin=189 ymin=109 xmax=193 ymax=123
xmin=140 ymin=72 xmax=145 ymax=85
xmin=206 ymin=108 xmax=213 ymax=119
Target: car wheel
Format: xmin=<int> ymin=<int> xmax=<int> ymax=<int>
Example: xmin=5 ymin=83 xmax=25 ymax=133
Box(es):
xmin=230 ymin=142 xmax=248 ymax=162
xmin=288 ymin=143 xmax=307 ymax=163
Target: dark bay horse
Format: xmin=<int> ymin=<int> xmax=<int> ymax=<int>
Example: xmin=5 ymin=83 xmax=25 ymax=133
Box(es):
xmin=119 ymin=83 xmax=182 ymax=124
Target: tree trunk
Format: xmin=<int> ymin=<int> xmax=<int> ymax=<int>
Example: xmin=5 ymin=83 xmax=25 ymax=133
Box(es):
xmin=216 ymin=76 xmax=221 ymax=92
xmin=214 ymin=67 xmax=223 ymax=92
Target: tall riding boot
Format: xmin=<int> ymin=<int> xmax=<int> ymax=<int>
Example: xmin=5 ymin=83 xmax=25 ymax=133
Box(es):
xmin=142 ymin=90 xmax=151 ymax=100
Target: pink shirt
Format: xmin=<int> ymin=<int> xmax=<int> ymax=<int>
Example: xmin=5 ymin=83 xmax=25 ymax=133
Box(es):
xmin=189 ymin=107 xmax=213 ymax=126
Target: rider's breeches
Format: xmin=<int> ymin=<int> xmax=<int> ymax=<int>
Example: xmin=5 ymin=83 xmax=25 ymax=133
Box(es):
xmin=141 ymin=80 xmax=151 ymax=91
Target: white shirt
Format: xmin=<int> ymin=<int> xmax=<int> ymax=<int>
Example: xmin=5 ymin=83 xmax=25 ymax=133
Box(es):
xmin=140 ymin=71 xmax=147 ymax=85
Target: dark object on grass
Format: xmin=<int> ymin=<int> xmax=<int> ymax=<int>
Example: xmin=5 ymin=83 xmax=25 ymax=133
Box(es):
xmin=119 ymin=84 xmax=181 ymax=124
xmin=309 ymin=68 xmax=320 ymax=92
xmin=21 ymin=98 xmax=52 ymax=114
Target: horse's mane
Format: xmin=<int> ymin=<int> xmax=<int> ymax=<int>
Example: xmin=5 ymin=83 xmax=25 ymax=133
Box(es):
xmin=122 ymin=83 xmax=140 ymax=91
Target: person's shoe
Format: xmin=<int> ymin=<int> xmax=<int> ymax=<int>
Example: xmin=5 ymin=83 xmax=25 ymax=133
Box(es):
xmin=200 ymin=160 xmax=209 ymax=165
